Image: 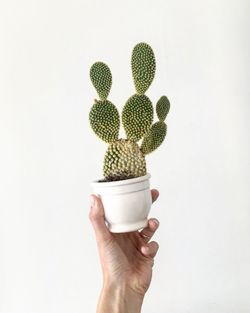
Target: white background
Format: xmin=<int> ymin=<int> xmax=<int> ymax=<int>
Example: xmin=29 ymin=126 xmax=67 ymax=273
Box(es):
xmin=0 ymin=0 xmax=250 ymax=312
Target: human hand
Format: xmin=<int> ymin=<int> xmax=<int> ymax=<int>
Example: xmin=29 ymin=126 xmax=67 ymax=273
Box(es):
xmin=89 ymin=189 xmax=160 ymax=313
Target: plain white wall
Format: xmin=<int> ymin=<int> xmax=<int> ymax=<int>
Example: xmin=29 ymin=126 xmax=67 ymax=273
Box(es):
xmin=0 ymin=0 xmax=249 ymax=312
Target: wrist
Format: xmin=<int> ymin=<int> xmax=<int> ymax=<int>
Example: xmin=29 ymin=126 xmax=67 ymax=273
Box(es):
xmin=97 ymin=281 xmax=144 ymax=313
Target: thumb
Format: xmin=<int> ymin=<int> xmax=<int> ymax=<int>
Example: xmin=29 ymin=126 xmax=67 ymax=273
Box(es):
xmin=89 ymin=195 xmax=112 ymax=243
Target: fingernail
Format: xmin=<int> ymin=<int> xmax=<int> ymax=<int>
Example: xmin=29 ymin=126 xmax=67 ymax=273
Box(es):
xmin=142 ymin=246 xmax=149 ymax=253
xmin=153 ymin=219 xmax=159 ymax=225
xmin=90 ymin=195 xmax=95 ymax=208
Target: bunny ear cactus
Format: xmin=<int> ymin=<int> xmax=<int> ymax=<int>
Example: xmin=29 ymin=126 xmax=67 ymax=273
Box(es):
xmin=131 ymin=42 xmax=156 ymax=95
xmin=89 ymin=62 xmax=120 ymax=143
xmin=122 ymin=94 xmax=153 ymax=142
xmin=89 ymin=42 xmax=171 ymax=181
xmin=122 ymin=43 xmax=155 ymax=141
xmin=90 ymin=62 xmax=112 ymax=101
xmin=103 ymin=139 xmax=147 ymax=181
xmin=141 ymin=95 xmax=170 ymax=155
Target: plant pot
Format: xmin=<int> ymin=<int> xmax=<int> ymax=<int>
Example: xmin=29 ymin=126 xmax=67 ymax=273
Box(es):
xmin=91 ymin=173 xmax=152 ymax=233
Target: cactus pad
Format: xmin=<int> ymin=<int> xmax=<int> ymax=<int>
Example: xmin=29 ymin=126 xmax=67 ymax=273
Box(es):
xmin=89 ymin=99 xmax=120 ymax=143
xmin=156 ymin=96 xmax=170 ymax=121
xmin=90 ymin=62 xmax=112 ymax=100
xmin=131 ymin=42 xmax=156 ymax=95
xmin=103 ymin=139 xmax=147 ymax=180
xmin=141 ymin=121 xmax=167 ymax=155
xmin=122 ymin=94 xmax=153 ymax=142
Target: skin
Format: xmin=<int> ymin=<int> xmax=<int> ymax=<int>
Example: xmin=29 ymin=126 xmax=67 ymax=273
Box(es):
xmin=89 ymin=189 xmax=160 ymax=313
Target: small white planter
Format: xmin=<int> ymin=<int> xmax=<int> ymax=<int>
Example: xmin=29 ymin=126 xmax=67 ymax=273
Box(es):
xmin=91 ymin=173 xmax=152 ymax=233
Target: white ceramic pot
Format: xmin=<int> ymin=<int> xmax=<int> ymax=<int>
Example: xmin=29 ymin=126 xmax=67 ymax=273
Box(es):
xmin=91 ymin=173 xmax=152 ymax=233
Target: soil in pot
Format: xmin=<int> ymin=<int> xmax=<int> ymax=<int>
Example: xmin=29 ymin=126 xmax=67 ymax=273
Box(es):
xmin=98 ymin=174 xmax=137 ymax=183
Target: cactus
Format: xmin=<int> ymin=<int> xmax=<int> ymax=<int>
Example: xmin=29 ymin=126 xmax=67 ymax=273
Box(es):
xmin=122 ymin=94 xmax=153 ymax=142
xmin=103 ymin=139 xmax=147 ymax=181
xmin=131 ymin=42 xmax=156 ymax=95
xmin=156 ymin=95 xmax=170 ymax=121
xmin=89 ymin=62 xmax=120 ymax=143
xmin=90 ymin=62 xmax=112 ymax=101
xmin=141 ymin=95 xmax=170 ymax=155
xmin=89 ymin=99 xmax=120 ymax=143
xmin=89 ymin=42 xmax=170 ymax=181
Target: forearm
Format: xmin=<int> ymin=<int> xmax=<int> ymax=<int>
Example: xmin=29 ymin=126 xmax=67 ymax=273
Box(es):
xmin=97 ymin=282 xmax=144 ymax=313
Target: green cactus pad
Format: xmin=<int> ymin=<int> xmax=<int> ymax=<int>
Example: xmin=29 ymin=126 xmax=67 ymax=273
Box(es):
xmin=131 ymin=42 xmax=156 ymax=95
xmin=103 ymin=139 xmax=147 ymax=180
xmin=141 ymin=121 xmax=167 ymax=155
xmin=156 ymin=96 xmax=170 ymax=121
xmin=90 ymin=62 xmax=112 ymax=100
xmin=122 ymin=94 xmax=153 ymax=142
xmin=89 ymin=99 xmax=120 ymax=143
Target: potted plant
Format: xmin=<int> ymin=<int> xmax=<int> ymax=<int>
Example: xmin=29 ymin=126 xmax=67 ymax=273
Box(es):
xmin=89 ymin=42 xmax=170 ymax=233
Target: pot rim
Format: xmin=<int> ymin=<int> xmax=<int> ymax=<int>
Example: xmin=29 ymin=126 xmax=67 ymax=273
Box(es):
xmin=91 ymin=173 xmax=151 ymax=188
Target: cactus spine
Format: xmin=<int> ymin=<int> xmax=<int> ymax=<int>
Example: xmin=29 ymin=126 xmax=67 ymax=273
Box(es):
xmin=89 ymin=42 xmax=170 ymax=181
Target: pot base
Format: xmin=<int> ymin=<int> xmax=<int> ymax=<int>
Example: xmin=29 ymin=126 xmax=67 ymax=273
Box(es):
xmin=108 ymin=219 xmax=148 ymax=233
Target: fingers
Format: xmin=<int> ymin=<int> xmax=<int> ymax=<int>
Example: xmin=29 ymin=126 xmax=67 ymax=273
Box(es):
xmin=89 ymin=195 xmax=112 ymax=243
xmin=151 ymin=189 xmax=159 ymax=203
xmin=139 ymin=189 xmax=160 ymax=242
xmin=140 ymin=218 xmax=159 ymax=243
xmin=89 ymin=188 xmax=159 ymax=244
xmin=141 ymin=241 xmax=159 ymax=258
